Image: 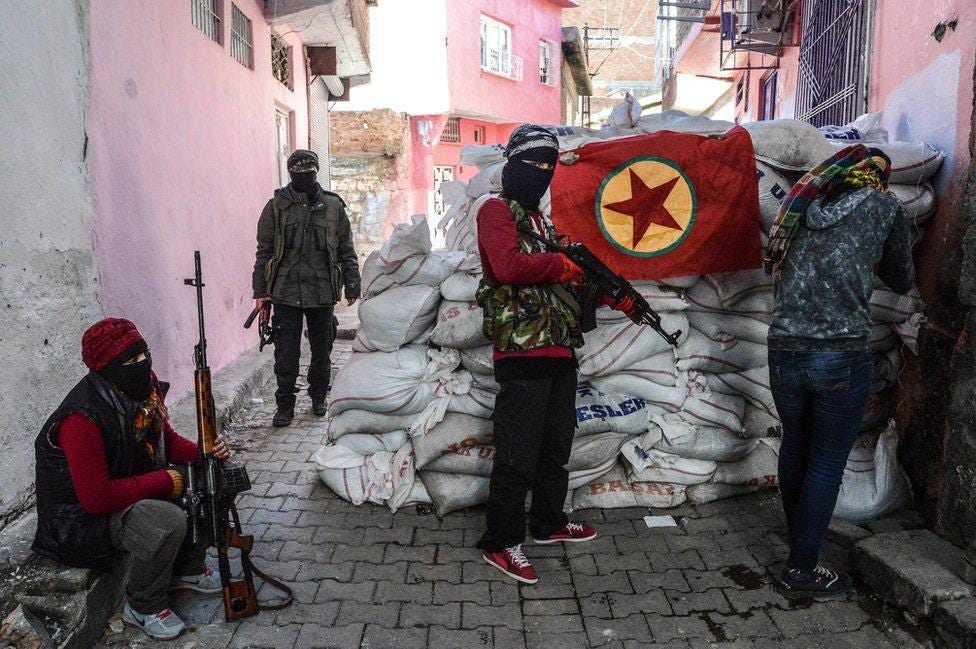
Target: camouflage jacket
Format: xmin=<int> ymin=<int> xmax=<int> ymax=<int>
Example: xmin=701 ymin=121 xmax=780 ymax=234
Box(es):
xmin=476 ymin=200 xmax=584 ymax=352
xmin=769 ymin=188 xmax=915 ymax=350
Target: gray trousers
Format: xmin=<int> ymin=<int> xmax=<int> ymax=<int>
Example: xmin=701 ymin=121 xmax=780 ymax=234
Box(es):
xmin=110 ymin=499 xmax=207 ymax=614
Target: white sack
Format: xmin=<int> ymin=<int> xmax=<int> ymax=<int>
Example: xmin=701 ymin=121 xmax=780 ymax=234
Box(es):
xmin=623 ymin=447 xmax=717 ymax=485
xmin=870 ymin=286 xmax=923 ymax=323
xmin=889 ymin=183 xmax=936 ymax=225
xmin=418 ymin=471 xmax=490 ymax=516
xmin=360 ymin=216 xmax=468 ymax=296
xmin=654 ymin=415 xmax=759 ymax=463
xmin=686 ymin=483 xmax=763 ymax=505
xmin=572 ymin=462 xmax=688 ymax=510
xmin=703 ymin=269 xmax=774 ymax=310
xmin=860 ymin=391 xmax=890 ymax=432
xmin=430 ymin=300 xmax=488 ymax=349
xmin=712 ymin=439 xmax=781 ymax=487
xmin=567 ymin=456 xmax=620 ymax=491
xmin=834 ymin=422 xmax=911 ymax=524
xmin=413 ymin=412 xmax=493 ymax=468
xmin=609 ymin=92 xmax=643 ymax=128
xmin=676 ymin=330 xmax=767 ymax=373
xmin=685 ymin=311 xmax=769 ymax=346
xmin=425 ymin=444 xmax=495 ymax=476
xmin=609 ymin=353 xmax=681 ymax=388
xmin=314 ymin=431 xmax=416 ymax=511
xmin=441 ymin=272 xmax=482 ymax=301
xmin=680 ymin=389 xmax=746 ymax=434
xmin=569 ymin=432 xmax=632 ymax=473
xmin=577 ymin=313 xmax=689 ymax=377
xmin=593 ymin=283 xmax=689 ymax=323
xmin=459 ymin=346 xmax=494 ymax=376
xmin=326 ymin=410 xmax=419 ymax=441
xmin=867 ymin=141 xmax=944 ymax=184
xmin=588 ymin=374 xmax=687 ymax=413
xmin=742 ymin=403 xmax=783 ymax=439
xmin=685 ymin=281 xmax=773 ymax=323
xmin=756 ymin=161 xmax=790 ymax=234
xmin=466 ymin=162 xmax=504 ymax=198
xmin=575 ymin=385 xmax=654 ymax=437
xmin=459 ymin=143 xmax=506 ymax=168
xmin=705 ymin=367 xmax=776 ymax=418
xmin=870 ymin=322 xmax=897 ymax=351
xmin=353 ymin=285 xmax=441 ymax=352
xmin=745 ymin=119 xmax=836 ymax=171
xmin=892 ymin=313 xmax=924 ymax=355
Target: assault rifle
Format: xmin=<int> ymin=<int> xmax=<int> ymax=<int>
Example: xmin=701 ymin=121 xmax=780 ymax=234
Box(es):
xmin=517 ymin=229 xmax=682 ymax=347
xmin=184 ymin=252 xmax=293 ymax=621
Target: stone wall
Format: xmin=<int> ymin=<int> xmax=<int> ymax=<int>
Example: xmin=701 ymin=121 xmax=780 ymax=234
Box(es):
xmin=0 ymin=0 xmax=104 ymax=525
xmin=330 ymin=109 xmax=412 ymax=260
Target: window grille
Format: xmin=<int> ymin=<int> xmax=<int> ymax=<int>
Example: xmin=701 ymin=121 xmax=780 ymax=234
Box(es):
xmin=539 ymin=40 xmax=555 ymax=86
xmin=272 ymin=33 xmax=291 ymax=88
xmin=480 ymin=15 xmax=512 ymax=77
xmin=441 ymin=118 xmax=461 ymax=144
xmin=759 ymin=70 xmax=778 ymax=120
xmin=191 ymin=0 xmax=221 ymax=44
xmin=796 ymin=0 xmax=873 ymax=126
xmin=230 ymin=4 xmax=254 ymax=69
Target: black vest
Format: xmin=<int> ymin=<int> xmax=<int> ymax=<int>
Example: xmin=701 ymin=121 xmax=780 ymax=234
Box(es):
xmin=32 ymin=372 xmax=168 ymax=569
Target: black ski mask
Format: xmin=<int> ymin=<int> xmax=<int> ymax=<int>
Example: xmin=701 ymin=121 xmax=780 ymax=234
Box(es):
xmin=99 ymin=342 xmax=154 ymax=402
xmin=289 ymin=170 xmax=319 ymax=203
xmin=501 ymin=147 xmax=558 ymax=211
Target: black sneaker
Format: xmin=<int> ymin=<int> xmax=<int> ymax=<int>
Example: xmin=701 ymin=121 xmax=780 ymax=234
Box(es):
xmin=311 ymin=397 xmax=328 ymax=417
xmin=778 ymin=564 xmax=853 ymax=599
xmin=272 ymin=407 xmax=294 ymax=427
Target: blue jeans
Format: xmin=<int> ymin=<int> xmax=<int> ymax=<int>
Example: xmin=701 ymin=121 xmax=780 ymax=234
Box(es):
xmin=768 ymin=348 xmax=874 ymax=572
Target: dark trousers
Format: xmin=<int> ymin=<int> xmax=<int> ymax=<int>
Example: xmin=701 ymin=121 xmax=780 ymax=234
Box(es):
xmin=478 ymin=362 xmax=577 ymax=552
xmin=769 ymin=348 xmax=874 ymax=572
xmin=272 ymin=303 xmax=336 ymax=409
xmin=110 ymin=499 xmax=206 ymax=614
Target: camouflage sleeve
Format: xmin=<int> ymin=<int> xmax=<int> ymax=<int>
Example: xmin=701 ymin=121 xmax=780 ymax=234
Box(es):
xmin=878 ymin=202 xmax=915 ymax=295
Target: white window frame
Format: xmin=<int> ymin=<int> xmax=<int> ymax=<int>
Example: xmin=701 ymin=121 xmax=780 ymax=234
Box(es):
xmin=480 ymin=15 xmax=512 ymax=78
xmin=275 ymin=109 xmax=292 ymax=187
xmin=539 ymin=39 xmax=556 ymax=86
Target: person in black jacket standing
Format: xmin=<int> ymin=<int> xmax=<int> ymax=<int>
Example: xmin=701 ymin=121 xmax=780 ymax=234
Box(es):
xmin=252 ymin=150 xmax=361 ymax=427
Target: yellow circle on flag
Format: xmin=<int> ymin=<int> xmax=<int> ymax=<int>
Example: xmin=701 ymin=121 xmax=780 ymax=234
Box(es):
xmin=595 ymin=156 xmax=697 ymax=258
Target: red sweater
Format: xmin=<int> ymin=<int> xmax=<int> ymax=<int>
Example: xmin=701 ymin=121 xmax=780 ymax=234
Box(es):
xmin=58 ymin=413 xmax=199 ymax=515
xmin=477 ymin=198 xmax=575 ymax=361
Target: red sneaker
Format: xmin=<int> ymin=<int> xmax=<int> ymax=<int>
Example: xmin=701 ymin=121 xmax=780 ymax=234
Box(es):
xmin=533 ymin=522 xmax=598 ymax=544
xmin=483 ymin=545 xmax=539 ymax=584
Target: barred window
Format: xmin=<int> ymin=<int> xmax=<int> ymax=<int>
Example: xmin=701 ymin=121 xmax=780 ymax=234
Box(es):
xmin=539 ymin=40 xmax=555 ymax=86
xmin=230 ymin=4 xmax=253 ymax=69
xmin=191 ymin=0 xmax=221 ymax=44
xmin=441 ymin=118 xmax=461 ymax=143
xmin=272 ymin=34 xmax=292 ymax=89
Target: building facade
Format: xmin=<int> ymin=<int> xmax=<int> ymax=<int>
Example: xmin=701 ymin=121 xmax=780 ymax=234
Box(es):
xmin=663 ymin=0 xmax=976 ymax=546
xmin=331 ymin=0 xmax=576 ymax=256
xmin=0 ymin=0 xmax=368 ymax=524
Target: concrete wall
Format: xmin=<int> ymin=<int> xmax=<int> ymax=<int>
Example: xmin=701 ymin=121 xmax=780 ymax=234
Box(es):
xmin=0 ymin=0 xmax=104 ymax=523
xmin=87 ymin=0 xmax=310 ymax=403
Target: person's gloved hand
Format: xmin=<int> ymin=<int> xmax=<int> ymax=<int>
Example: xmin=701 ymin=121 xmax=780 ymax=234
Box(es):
xmin=166 ymin=465 xmax=189 ymax=499
xmin=557 ymin=254 xmax=584 ymax=284
xmin=612 ymin=294 xmax=641 ymax=324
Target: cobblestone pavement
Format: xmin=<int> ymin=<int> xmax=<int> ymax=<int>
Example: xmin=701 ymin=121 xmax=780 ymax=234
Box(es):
xmin=100 ymin=338 xmax=936 ymax=648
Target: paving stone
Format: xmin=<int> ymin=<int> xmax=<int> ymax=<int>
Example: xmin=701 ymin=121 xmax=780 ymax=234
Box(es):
xmin=723 ymin=585 xmax=791 ymax=613
xmin=573 ymin=571 xmax=634 ymax=596
xmin=229 ymin=621 xmax=300 ymax=648
xmin=522 ymin=631 xmax=589 ymax=649
xmin=595 ymin=551 xmax=652 ymax=573
xmin=278 ymin=540 xmax=333 ymax=563
xmin=607 ymin=589 xmax=672 ymax=617
xmin=415 ymin=529 xmax=465 ymax=546
xmin=408 ymin=562 xmax=462 ymax=584
xmin=523 ymin=614 xmax=585 ymax=634
xmin=684 ymin=569 xmax=739 ymax=591
xmin=384 ymin=544 xmax=437 ymax=563
xmin=934 ymin=598 xmax=976 ymax=649
xmin=584 ymin=613 xmax=653 ymax=645
xmin=336 ymin=601 xmax=400 ymax=628
xmin=767 ymin=601 xmax=869 ymax=638
xmin=363 ymin=624 xmax=428 ymax=649
xmin=295 ymin=622 xmax=364 ymax=649
xmin=272 ymin=601 xmax=340 ymax=626
xmin=579 ymin=592 xmax=613 ymax=618
xmin=248 ymin=508 xmax=301 ymax=526
xmin=707 ymin=610 xmax=780 ymax=640
xmin=352 ymin=561 xmax=408 ymax=583
xmin=567 ymin=554 xmax=599 ymax=576
xmin=666 ymin=588 xmax=731 ymax=615
xmin=629 ymin=568 xmax=690 ymax=593
xmin=524 ymin=598 xmax=579 ymax=616
xmin=433 ymin=581 xmax=491 ymax=605
xmin=427 ymin=626 xmax=494 ymax=648
xmin=492 ymin=626 xmax=528 ymax=649
xmin=331 ymin=542 xmax=385 ymax=564
xmin=297 ymin=561 xmax=356 ymax=581
xmin=460 ymin=602 xmax=522 ymax=630
xmin=489 ymin=580 xmax=520 ymax=605
xmin=461 ymin=560 xmax=512 ymax=583
xmin=700 ymin=547 xmax=760 ymax=571
xmin=311 ymin=526 xmax=366 ymax=545
xmin=648 ymin=550 xmax=706 ymax=572
xmin=400 ymin=602 xmax=461 ymax=629
xmin=519 ymin=582 xmax=578 ymax=599
xmin=372 ymin=580 xmax=434 ymax=604
xmin=645 ymin=613 xmax=715 ymax=642
xmin=826 ymin=517 xmax=874 ymax=549
xmin=313 ymin=578 xmax=375 ymax=603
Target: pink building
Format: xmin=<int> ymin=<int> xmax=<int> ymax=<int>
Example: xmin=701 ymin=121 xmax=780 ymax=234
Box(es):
xmin=662 ymin=0 xmax=976 ymax=545
xmin=0 ymin=0 xmax=370 ymax=519
xmin=334 ymin=0 xmax=576 ymax=238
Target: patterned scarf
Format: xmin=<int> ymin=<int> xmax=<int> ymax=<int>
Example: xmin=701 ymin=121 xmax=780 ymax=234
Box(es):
xmin=132 ymin=389 xmax=168 ymax=462
xmin=764 ymin=144 xmax=890 ymax=277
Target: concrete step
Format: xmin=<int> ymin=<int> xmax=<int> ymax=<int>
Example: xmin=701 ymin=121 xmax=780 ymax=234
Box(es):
xmin=851 ymin=529 xmax=974 ymax=633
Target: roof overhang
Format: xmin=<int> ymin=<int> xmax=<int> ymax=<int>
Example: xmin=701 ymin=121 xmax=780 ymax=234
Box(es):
xmin=561 ymin=26 xmax=592 ymax=95
xmin=263 ymin=0 xmax=373 ymax=77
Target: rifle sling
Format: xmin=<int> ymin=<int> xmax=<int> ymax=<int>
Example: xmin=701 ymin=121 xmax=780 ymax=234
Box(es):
xmin=229 ymin=504 xmax=294 ymax=611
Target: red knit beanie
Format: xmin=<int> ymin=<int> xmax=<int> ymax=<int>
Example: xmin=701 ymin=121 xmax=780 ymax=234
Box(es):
xmin=81 ymin=318 xmax=146 ymax=371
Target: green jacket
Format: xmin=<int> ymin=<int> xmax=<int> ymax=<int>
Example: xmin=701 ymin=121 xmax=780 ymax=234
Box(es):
xmin=252 ymin=185 xmax=361 ymax=307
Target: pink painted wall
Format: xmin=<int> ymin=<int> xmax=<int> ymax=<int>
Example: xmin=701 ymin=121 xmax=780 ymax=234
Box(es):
xmin=446 ymin=0 xmax=565 ymax=124
xmin=88 ymin=0 xmax=309 ymax=401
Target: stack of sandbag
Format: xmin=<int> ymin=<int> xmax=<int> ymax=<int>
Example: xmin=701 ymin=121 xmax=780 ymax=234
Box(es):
xmin=317 ymin=109 xmax=936 ymax=524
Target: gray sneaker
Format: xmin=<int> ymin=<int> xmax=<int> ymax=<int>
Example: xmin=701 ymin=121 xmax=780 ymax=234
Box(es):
xmin=169 ymin=567 xmax=222 ymax=594
xmin=122 ymin=603 xmax=186 ymax=640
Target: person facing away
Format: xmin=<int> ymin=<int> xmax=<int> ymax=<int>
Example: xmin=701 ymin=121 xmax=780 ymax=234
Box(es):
xmin=252 ymin=149 xmax=361 ymax=427
xmin=763 ymin=145 xmax=915 ymax=599
xmin=474 ymin=125 xmax=634 ymax=584
xmin=33 ymin=318 xmax=233 ymax=641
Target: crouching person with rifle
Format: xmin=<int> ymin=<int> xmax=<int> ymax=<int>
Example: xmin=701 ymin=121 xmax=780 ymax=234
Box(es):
xmin=475 ymin=125 xmax=679 ymax=584
xmin=33 ymin=316 xmax=232 ymax=641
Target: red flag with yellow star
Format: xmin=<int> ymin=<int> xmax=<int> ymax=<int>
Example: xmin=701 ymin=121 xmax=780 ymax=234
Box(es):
xmin=549 ymin=126 xmax=761 ymax=279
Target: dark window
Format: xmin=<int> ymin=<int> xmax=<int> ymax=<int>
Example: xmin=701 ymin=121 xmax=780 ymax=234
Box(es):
xmin=230 ymin=4 xmax=253 ymax=69
xmin=441 ymin=117 xmax=461 ymax=143
xmin=473 ymin=125 xmax=486 ymax=144
xmin=759 ymin=70 xmax=777 ymax=120
xmin=191 ymin=0 xmax=221 ymax=44
xmin=796 ymin=0 xmax=873 ymax=126
xmin=272 ymin=34 xmax=292 ymax=89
